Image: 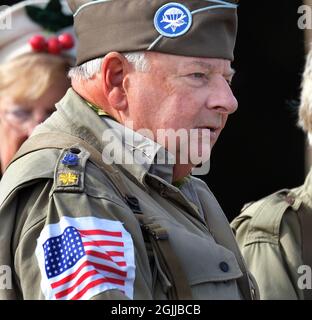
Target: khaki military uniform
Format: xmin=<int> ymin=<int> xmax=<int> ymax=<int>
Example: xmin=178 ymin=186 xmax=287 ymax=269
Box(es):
xmin=0 ymin=89 xmax=257 ymax=300
xmin=231 ymin=172 xmax=312 ymax=300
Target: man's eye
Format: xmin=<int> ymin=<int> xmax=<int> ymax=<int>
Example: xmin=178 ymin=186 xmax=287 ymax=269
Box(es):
xmin=191 ymin=73 xmax=206 ymax=79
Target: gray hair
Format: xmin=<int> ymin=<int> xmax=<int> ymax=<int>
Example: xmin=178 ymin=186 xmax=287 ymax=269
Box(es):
xmin=298 ymin=45 xmax=312 ymax=145
xmin=68 ymin=52 xmax=149 ymax=81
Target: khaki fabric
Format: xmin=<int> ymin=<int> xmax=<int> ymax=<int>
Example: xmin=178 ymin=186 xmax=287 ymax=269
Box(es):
xmin=231 ymin=172 xmax=312 ymax=300
xmin=0 ymin=88 xmax=256 ymax=300
xmin=68 ymin=0 xmax=239 ymax=65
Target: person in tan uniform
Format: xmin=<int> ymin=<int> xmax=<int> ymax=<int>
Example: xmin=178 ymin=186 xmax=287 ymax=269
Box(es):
xmin=231 ymin=46 xmax=312 ymax=300
xmin=0 ymin=0 xmax=258 ymax=300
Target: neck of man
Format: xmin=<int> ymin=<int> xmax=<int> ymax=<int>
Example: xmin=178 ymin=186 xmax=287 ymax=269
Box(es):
xmin=72 ymin=82 xmax=122 ymax=121
xmin=172 ymin=163 xmax=193 ymax=183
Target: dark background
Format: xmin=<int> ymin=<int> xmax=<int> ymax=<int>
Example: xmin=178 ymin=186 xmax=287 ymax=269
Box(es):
xmin=0 ymin=0 xmax=20 ymax=5
xmin=203 ymin=0 xmax=306 ymax=221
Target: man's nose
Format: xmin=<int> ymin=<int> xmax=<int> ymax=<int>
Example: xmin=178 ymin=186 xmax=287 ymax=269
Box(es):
xmin=207 ymin=77 xmax=238 ymax=114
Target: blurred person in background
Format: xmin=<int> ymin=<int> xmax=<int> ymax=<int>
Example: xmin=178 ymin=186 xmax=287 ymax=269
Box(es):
xmin=232 ymin=44 xmax=312 ymax=300
xmin=0 ymin=0 xmax=75 ymax=175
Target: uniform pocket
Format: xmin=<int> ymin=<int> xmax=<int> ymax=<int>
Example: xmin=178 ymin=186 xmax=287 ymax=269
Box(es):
xmin=152 ymin=216 xmax=243 ymax=299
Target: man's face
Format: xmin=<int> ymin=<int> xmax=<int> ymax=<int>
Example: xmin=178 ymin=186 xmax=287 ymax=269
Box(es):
xmin=124 ymin=52 xmax=238 ymax=164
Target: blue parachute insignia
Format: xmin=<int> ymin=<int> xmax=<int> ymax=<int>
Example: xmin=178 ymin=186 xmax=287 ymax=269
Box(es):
xmin=161 ymin=7 xmax=187 ymax=32
xmin=154 ymin=3 xmax=192 ymax=38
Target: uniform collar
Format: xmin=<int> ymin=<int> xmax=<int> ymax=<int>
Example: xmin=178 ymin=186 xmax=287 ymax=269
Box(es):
xmin=100 ymin=116 xmax=175 ymax=185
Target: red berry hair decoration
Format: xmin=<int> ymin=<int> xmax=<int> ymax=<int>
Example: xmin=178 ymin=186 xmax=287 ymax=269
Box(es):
xmin=26 ymin=0 xmax=74 ymax=55
xmin=29 ymin=32 xmax=74 ymax=55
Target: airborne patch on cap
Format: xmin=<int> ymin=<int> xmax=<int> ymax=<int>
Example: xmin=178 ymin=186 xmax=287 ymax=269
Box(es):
xmin=153 ymin=2 xmax=192 ymax=38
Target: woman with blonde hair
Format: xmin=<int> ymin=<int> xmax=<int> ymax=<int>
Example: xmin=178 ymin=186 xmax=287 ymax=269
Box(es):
xmin=0 ymin=0 xmax=75 ymax=174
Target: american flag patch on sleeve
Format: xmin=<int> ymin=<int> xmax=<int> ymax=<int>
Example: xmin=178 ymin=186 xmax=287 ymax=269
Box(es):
xmin=35 ymin=216 xmax=135 ymax=300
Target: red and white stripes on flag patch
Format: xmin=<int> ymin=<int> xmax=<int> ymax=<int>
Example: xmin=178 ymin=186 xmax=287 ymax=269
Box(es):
xmin=36 ymin=217 xmax=135 ymax=300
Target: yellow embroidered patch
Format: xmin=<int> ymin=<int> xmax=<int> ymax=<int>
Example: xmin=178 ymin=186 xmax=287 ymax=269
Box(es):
xmin=58 ymin=173 xmax=79 ymax=186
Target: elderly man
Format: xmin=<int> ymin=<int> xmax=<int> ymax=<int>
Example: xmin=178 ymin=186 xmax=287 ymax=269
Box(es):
xmin=0 ymin=0 xmax=258 ymax=300
xmin=231 ymin=45 xmax=312 ymax=300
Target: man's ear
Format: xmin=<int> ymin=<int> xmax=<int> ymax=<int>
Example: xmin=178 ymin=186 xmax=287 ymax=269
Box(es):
xmin=101 ymin=52 xmax=128 ymax=111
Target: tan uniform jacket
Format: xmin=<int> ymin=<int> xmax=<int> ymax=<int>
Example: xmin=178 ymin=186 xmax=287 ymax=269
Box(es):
xmin=0 ymin=89 xmax=257 ymax=300
xmin=231 ymin=171 xmax=312 ymax=299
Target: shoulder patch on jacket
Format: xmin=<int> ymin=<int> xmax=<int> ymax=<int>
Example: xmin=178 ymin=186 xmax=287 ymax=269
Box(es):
xmin=35 ymin=216 xmax=135 ymax=300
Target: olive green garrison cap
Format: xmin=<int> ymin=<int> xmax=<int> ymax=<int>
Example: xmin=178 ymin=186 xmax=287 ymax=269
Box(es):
xmin=67 ymin=0 xmax=239 ymax=65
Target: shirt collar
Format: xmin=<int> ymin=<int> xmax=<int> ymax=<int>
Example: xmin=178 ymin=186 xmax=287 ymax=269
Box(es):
xmin=100 ymin=115 xmax=175 ymax=185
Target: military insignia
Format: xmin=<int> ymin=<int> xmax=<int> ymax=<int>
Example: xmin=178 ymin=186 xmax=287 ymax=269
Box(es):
xmin=35 ymin=216 xmax=135 ymax=300
xmin=58 ymin=172 xmax=79 ymax=186
xmin=62 ymin=152 xmax=79 ymax=166
xmin=154 ymin=2 xmax=192 ymax=38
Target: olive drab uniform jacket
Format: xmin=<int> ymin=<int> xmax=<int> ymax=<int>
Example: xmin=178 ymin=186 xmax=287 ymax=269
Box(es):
xmin=232 ymin=171 xmax=312 ymax=300
xmin=0 ymin=89 xmax=258 ymax=300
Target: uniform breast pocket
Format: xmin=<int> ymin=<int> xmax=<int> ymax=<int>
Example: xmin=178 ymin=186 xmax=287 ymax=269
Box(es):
xmin=154 ymin=217 xmax=244 ymax=300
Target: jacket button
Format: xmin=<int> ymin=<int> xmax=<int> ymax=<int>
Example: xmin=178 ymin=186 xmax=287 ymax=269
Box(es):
xmin=219 ymin=262 xmax=229 ymax=272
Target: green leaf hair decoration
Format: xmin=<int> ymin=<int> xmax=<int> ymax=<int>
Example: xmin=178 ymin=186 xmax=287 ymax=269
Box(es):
xmin=25 ymin=0 xmax=73 ymax=32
